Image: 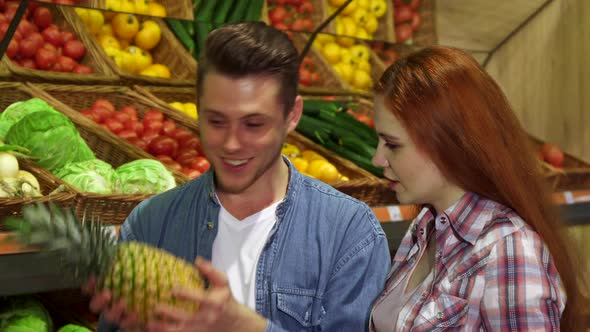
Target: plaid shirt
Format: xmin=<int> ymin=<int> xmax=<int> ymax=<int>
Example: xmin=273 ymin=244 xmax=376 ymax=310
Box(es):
xmin=370 ymin=192 xmax=566 ymax=331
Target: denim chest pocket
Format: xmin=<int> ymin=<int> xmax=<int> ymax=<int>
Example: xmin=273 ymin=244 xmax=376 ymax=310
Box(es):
xmin=276 ymin=289 xmax=326 ymax=328
xmin=412 ymin=293 xmax=468 ymax=331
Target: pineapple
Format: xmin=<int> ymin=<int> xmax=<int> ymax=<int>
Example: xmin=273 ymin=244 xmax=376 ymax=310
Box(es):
xmin=4 ymin=203 xmax=204 ymax=323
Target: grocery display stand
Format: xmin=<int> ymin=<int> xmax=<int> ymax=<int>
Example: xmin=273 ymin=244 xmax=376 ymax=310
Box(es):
xmin=0 ymin=0 xmax=589 ymax=330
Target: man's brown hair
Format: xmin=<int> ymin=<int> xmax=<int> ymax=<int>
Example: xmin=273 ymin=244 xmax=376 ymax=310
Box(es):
xmin=197 ymin=22 xmax=300 ymax=115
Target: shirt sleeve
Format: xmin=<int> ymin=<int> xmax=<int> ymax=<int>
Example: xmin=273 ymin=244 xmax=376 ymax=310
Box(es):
xmin=480 ymin=230 xmax=566 ymax=331
xmin=319 ymin=210 xmax=392 ymax=331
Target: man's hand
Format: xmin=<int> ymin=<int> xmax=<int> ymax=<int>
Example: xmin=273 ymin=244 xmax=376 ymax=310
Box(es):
xmin=82 ymin=277 xmax=142 ymax=331
xmin=146 ymin=257 xmax=268 ymax=332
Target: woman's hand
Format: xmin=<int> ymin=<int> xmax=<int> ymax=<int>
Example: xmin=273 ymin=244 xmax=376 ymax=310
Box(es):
xmin=146 ymin=257 xmax=268 ymax=332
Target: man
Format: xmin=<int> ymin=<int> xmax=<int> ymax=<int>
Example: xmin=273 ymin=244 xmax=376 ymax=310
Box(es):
xmin=91 ymin=21 xmax=391 ymax=332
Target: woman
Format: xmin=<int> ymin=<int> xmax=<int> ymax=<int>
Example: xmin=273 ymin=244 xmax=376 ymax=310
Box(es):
xmin=369 ymin=46 xmax=587 ymax=331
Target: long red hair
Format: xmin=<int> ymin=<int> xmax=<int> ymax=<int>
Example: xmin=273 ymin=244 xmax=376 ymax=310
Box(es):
xmin=376 ymin=46 xmax=587 ymax=330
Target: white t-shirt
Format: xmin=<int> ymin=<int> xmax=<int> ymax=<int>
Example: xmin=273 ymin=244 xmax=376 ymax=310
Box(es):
xmin=211 ymin=199 xmax=281 ymax=310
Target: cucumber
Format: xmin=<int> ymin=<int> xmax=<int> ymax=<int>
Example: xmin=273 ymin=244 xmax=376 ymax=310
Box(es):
xmin=226 ymin=0 xmax=251 ymax=23
xmin=324 ymin=140 xmax=384 ymax=177
xmin=167 ymin=19 xmax=195 ymax=54
xmin=244 ymin=0 xmax=264 ymax=21
xmin=213 ymin=0 xmax=235 ymax=23
xmin=336 ymin=135 xmax=376 ymax=160
xmin=303 ymin=99 xmax=343 ymax=115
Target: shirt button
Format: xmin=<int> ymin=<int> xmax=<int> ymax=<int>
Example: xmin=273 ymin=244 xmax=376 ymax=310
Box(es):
xmin=437 ymin=312 xmax=443 ymax=320
xmin=419 ymin=228 xmax=425 ymax=235
xmin=207 ymin=221 xmax=214 ymax=230
xmin=421 ymin=292 xmax=428 ymax=299
xmin=440 ymin=216 xmax=446 ymax=223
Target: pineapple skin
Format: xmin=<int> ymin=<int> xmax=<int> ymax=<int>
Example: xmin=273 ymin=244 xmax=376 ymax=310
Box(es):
xmin=100 ymin=242 xmax=204 ymax=323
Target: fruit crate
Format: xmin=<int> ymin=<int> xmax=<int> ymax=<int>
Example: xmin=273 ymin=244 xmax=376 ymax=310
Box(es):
xmin=369 ymin=41 xmax=421 ymax=68
xmin=62 ymin=8 xmax=197 ymax=86
xmin=1 ymin=3 xmax=118 ymax=84
xmin=26 ymin=83 xmax=192 ymax=225
xmin=266 ymin=0 xmax=326 ymax=33
xmin=530 ymin=136 xmax=590 ymax=192
xmin=411 ymin=0 xmax=437 ymax=45
xmin=132 ymin=85 xmax=199 ymax=133
xmin=78 ymin=0 xmax=194 ymax=20
xmin=318 ymin=0 xmax=395 ymax=43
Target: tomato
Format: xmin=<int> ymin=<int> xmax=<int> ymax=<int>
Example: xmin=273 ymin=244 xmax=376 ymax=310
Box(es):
xmin=103 ymin=118 xmax=124 ymax=133
xmin=311 ymin=72 xmax=320 ymax=85
xmin=41 ymin=26 xmax=63 ymax=47
xmin=123 ymin=119 xmax=143 ymax=136
xmin=27 ymin=32 xmax=44 ymax=49
xmin=409 ymin=0 xmax=421 ymax=10
xmin=80 ymin=109 xmax=100 ymax=122
xmin=156 ymin=155 xmax=174 ymax=164
xmin=111 ymin=111 xmax=130 ymax=123
xmin=352 ymin=113 xmax=374 ymax=128
xmin=411 ymin=12 xmax=422 ymax=31
xmin=18 ymin=37 xmax=40 ymax=59
xmin=143 ymin=109 xmax=164 ymax=122
xmin=33 ymin=7 xmax=52 ymax=29
xmin=117 ymin=129 xmax=138 ymax=140
xmin=163 ymin=160 xmax=182 ymax=172
xmin=90 ymin=106 xmax=113 ymax=123
xmin=178 ymin=136 xmax=200 ymax=150
xmin=395 ymin=23 xmax=413 ymax=43
xmin=541 ymin=143 xmax=565 ymax=167
xmin=56 ymin=55 xmax=76 ymax=72
xmin=290 ymin=18 xmax=305 ymax=31
xmin=183 ymin=168 xmax=201 ymax=179
xmin=143 ymin=118 xmax=163 ymax=133
xmin=6 ymin=39 xmax=18 ymax=59
xmin=191 ymin=157 xmax=211 ymax=173
xmin=141 ymin=129 xmax=160 ymax=145
xmin=299 ymin=68 xmax=312 ymax=86
xmin=269 ymin=6 xmax=287 ymax=25
xmin=63 ymin=39 xmax=85 ymax=60
xmin=149 ymin=135 xmax=178 ymax=158
xmin=161 ymin=120 xmax=176 ymax=135
xmin=176 ymin=148 xmax=199 ymax=167
xmin=92 ymin=99 xmax=115 ymax=112
xmin=394 ymin=5 xmax=414 ymax=24
xmin=73 ymin=64 xmax=93 ymax=74
xmin=4 ymin=7 xmax=17 ymax=22
xmin=61 ymin=31 xmax=75 ymax=44
xmin=16 ymin=20 xmax=34 ymax=38
xmin=119 ymin=105 xmax=138 ymax=120
xmin=35 ymin=46 xmax=57 ymax=70
xmin=170 ymin=128 xmax=192 ymax=141
xmin=297 ymin=2 xmax=313 ymax=14
xmin=127 ymin=137 xmax=148 ymax=151
xmin=18 ymin=58 xmax=36 ymax=69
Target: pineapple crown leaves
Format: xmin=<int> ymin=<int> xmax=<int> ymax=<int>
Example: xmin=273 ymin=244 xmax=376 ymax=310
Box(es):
xmin=4 ymin=203 xmax=118 ymax=280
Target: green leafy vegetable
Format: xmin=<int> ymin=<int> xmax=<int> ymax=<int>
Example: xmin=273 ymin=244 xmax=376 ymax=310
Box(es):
xmin=116 ymin=159 xmax=176 ymax=194
xmin=55 ymin=159 xmax=118 ymax=194
xmin=0 ymin=295 xmax=52 ymax=332
xmin=0 ymin=98 xmax=58 ymax=138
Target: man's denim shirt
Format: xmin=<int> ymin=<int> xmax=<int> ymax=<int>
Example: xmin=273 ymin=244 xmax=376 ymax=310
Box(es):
xmin=98 ymin=158 xmax=391 ymax=332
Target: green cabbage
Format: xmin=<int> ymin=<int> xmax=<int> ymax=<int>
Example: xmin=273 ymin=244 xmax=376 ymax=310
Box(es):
xmin=0 ymin=98 xmax=58 ymax=138
xmin=56 ymin=324 xmax=92 ymax=332
xmin=5 ymin=111 xmax=95 ymax=172
xmin=116 ymin=159 xmax=176 ymax=194
xmin=0 ymin=296 xmax=52 ymax=332
xmin=55 ymin=159 xmax=118 ymax=194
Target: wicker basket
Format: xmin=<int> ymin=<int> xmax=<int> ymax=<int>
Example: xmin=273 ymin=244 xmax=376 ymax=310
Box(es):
xmin=0 ymin=83 xmax=78 ymax=229
xmin=1 ymin=4 xmax=118 ymax=84
xmin=132 ymin=85 xmax=199 ymax=132
xmin=26 ymin=83 xmax=192 ymax=225
xmin=62 ymin=7 xmax=198 ymax=87
xmin=530 ymin=136 xmax=590 ymax=192
xmin=81 ymin=0 xmax=194 ymax=20
xmin=318 ymin=0 xmax=395 ymax=43
xmin=411 ymin=0 xmax=437 ymax=45
xmin=0 ymin=158 xmax=76 ymax=231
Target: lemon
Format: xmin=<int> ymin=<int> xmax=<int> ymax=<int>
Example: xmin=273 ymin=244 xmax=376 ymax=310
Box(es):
xmin=144 ymin=64 xmax=171 ymax=78
xmin=356 ymin=60 xmax=371 ymax=73
xmin=120 ymin=0 xmax=135 ymax=13
xmin=340 ymin=51 xmax=357 ymax=67
xmin=147 ymin=2 xmax=167 ymax=17
xmin=100 ymin=24 xmax=114 ymax=36
xmin=87 ymin=9 xmax=105 ymax=35
xmin=169 ymin=102 xmax=185 ymax=112
xmin=183 ymin=103 xmax=198 ymax=119
xmin=315 ymin=33 xmax=335 ymax=45
xmin=351 ymin=70 xmax=373 ymax=90
xmin=339 ymin=175 xmax=350 ymax=181
xmin=336 ymin=36 xmax=356 ymax=48
xmin=357 ymin=0 xmax=370 ymax=9
xmin=356 ymin=27 xmax=370 ymax=40
xmin=281 ymin=143 xmax=301 ymax=158
xmin=120 ymin=51 xmax=138 ymax=73
xmin=370 ymin=0 xmax=387 ymax=18
xmin=99 ymin=34 xmax=121 ymax=50
xmin=307 ymin=160 xmax=340 ymax=183
xmin=337 ymin=62 xmax=354 ymax=83
xmin=349 ymin=44 xmax=370 ymax=62
xmin=312 ymin=40 xmax=323 ymax=52
xmin=322 ymin=42 xmax=341 ymax=64
xmin=103 ymin=46 xmax=120 ymax=58
xmin=75 ymin=8 xmax=89 ymax=26
xmin=339 ymin=0 xmax=357 ymax=16
xmin=340 ymin=17 xmax=358 ymax=36
xmin=365 ymin=13 xmax=378 ymax=34
xmin=352 ymin=8 xmax=369 ymax=25
xmin=134 ymin=0 xmax=150 ymax=15
xmin=290 ymin=157 xmax=309 ymax=173
xmin=302 ymin=150 xmax=326 ymax=161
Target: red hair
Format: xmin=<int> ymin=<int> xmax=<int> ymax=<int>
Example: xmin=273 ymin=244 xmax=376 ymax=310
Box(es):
xmin=376 ymin=46 xmax=587 ymax=330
